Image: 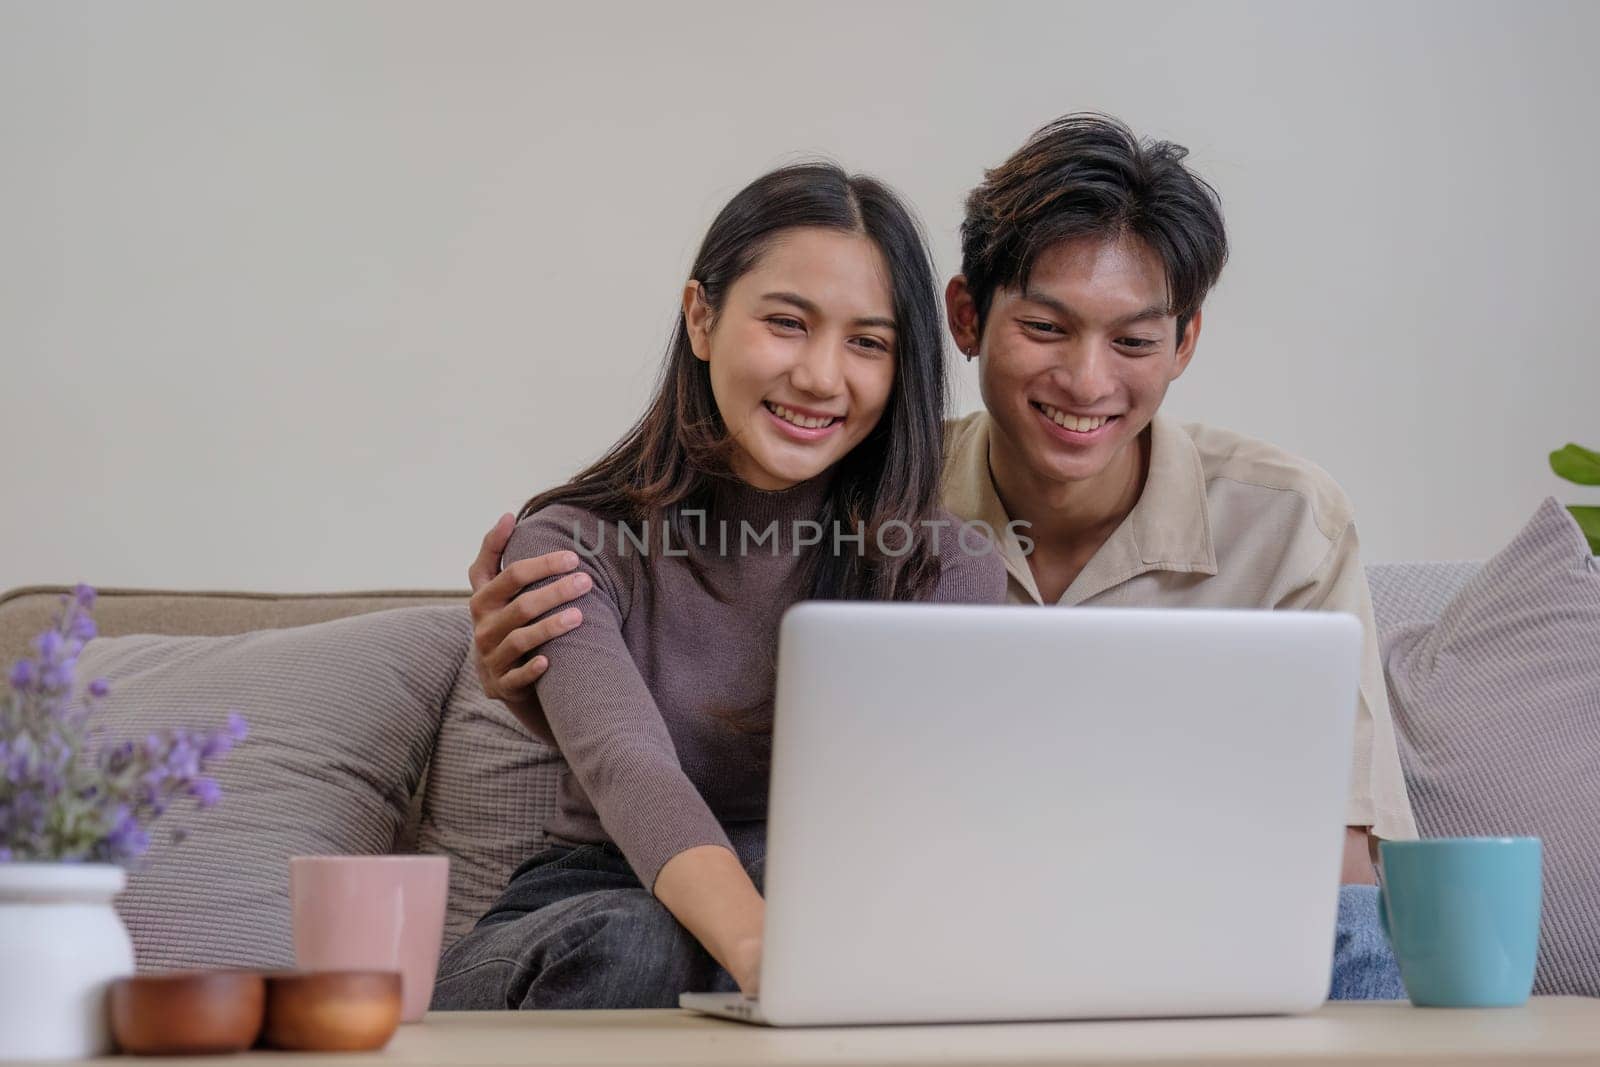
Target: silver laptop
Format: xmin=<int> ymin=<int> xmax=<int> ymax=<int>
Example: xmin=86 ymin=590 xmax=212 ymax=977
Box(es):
xmin=681 ymin=603 xmax=1362 ymax=1026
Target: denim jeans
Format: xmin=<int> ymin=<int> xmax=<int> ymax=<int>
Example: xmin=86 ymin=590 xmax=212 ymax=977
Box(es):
xmin=433 ymin=844 xmax=1406 ymax=1010
xmin=1328 ymin=884 xmax=1407 ymax=1000
xmin=431 ymin=843 xmax=744 ymax=1010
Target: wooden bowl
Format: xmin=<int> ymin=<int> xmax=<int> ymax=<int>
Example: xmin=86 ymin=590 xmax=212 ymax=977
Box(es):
xmin=110 ymin=970 xmax=266 ymax=1055
xmin=262 ymin=970 xmax=403 ymax=1052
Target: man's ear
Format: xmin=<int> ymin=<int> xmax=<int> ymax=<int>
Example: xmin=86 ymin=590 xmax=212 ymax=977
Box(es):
xmin=683 ymin=281 xmax=713 ymax=363
xmin=945 ymin=276 xmax=981 ymax=357
xmin=1171 ymin=307 xmax=1202 ymax=381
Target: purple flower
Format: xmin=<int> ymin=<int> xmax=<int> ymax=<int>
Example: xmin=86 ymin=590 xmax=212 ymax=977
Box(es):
xmin=105 ymin=806 xmax=150 ymax=859
xmin=8 ymin=660 xmax=34 ymax=691
xmin=190 ymin=778 xmax=222 ymax=808
xmin=38 ymin=762 xmax=64 ymax=799
xmin=200 ymin=715 xmax=247 ymax=758
xmin=102 ymin=739 xmax=135 ymax=774
xmin=1 ymin=585 xmax=240 ymax=864
xmin=164 ymin=736 xmax=199 ymax=780
xmin=70 ymin=613 xmax=97 ymax=642
xmin=5 ymin=741 xmax=31 ymax=785
xmin=10 ymin=789 xmax=43 ymax=831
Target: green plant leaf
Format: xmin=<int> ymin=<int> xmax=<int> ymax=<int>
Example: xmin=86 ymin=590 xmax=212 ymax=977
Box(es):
xmin=1570 ymin=506 xmax=1600 ymax=556
xmin=1550 ymin=443 xmax=1600 ymax=485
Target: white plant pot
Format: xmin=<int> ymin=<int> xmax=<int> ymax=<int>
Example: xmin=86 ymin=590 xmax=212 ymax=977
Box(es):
xmin=0 ymin=863 xmax=136 ymax=1061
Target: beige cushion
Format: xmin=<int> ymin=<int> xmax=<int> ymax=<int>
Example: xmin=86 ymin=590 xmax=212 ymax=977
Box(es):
xmin=74 ymin=606 xmax=470 ymax=971
xmin=417 ymin=657 xmax=563 ymax=948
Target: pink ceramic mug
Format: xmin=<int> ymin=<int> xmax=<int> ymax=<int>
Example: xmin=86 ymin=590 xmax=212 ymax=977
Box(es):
xmin=288 ymin=855 xmax=449 ymax=1023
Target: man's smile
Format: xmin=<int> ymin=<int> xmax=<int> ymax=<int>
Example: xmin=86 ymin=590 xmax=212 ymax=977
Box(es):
xmin=1031 ymin=401 xmax=1120 ymax=442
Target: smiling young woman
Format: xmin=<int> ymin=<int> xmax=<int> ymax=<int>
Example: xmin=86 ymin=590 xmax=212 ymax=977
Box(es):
xmin=430 ymin=163 xmax=1006 ymax=1012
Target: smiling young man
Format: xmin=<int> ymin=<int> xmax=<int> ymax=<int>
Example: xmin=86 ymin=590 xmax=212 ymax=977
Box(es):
xmin=942 ymin=116 xmax=1413 ymax=849
xmin=466 ymin=114 xmax=1415 ymax=999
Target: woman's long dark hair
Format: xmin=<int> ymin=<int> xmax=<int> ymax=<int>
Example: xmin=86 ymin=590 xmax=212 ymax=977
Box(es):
xmin=518 ymin=162 xmax=949 ymax=604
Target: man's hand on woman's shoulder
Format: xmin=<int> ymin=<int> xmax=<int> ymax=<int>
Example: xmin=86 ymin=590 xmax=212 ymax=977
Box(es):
xmin=468 ymin=513 xmax=593 ymax=740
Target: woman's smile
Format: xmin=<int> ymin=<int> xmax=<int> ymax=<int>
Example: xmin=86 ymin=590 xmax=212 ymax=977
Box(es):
xmin=761 ymin=400 xmax=845 ymax=441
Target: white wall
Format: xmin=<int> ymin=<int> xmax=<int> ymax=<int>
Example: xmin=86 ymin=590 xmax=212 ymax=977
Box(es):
xmin=3 ymin=0 xmax=1596 ymax=593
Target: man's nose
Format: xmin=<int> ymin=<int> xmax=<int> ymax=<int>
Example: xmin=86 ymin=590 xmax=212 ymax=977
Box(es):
xmin=1053 ymin=341 xmax=1118 ymax=405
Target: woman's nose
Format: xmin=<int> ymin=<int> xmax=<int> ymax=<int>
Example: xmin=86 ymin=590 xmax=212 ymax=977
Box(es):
xmin=789 ymin=337 xmax=846 ymax=398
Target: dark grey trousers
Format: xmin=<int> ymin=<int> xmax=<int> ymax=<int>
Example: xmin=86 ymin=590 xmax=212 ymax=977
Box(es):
xmin=431 ymin=843 xmax=745 ymax=1010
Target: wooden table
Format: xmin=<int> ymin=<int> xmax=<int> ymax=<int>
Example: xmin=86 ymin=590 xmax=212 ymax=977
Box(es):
xmin=64 ymin=998 xmax=1600 ymax=1066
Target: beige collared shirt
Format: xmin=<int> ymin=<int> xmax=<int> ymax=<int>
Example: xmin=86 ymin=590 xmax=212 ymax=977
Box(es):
xmin=942 ymin=410 xmax=1418 ymax=842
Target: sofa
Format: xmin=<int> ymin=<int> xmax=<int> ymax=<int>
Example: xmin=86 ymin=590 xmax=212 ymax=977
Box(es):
xmin=2 ymin=546 xmax=1595 ymax=997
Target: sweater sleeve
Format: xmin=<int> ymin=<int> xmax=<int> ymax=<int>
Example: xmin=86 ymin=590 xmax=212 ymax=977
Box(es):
xmin=924 ymin=509 xmax=1010 ymax=604
xmin=504 ymin=506 xmax=736 ymax=891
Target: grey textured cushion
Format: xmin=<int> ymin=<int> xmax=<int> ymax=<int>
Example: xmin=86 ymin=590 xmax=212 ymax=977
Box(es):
xmin=1385 ymin=497 xmax=1600 ymax=996
xmin=77 ymin=606 xmax=471 ymax=972
xmin=416 ymin=652 xmax=563 ymax=947
xmin=1367 ymin=561 xmax=1482 ymax=638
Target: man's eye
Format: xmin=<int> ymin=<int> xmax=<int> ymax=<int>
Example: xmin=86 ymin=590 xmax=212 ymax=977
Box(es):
xmin=1021 ymin=320 xmax=1063 ymax=335
xmin=769 ymin=316 xmax=804 ymax=331
xmin=1118 ymin=337 xmax=1159 ymax=350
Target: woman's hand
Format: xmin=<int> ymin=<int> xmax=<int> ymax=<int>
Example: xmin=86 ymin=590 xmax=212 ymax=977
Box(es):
xmin=653 ymin=845 xmax=766 ymax=998
xmin=725 ymin=932 xmax=764 ymax=997
xmin=468 ymin=514 xmax=593 ymax=740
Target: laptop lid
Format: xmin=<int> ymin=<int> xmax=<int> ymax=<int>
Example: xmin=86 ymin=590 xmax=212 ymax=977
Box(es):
xmin=756 ymin=604 xmax=1361 ymax=1026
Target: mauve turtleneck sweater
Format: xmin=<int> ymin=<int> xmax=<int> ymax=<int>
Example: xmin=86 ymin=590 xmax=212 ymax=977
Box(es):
xmin=503 ymin=475 xmax=1007 ymax=891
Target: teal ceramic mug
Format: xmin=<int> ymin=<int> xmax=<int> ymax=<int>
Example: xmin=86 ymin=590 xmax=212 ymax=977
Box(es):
xmin=1377 ymin=837 xmax=1542 ymax=1007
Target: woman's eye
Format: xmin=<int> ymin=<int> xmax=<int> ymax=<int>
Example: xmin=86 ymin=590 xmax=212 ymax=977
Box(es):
xmin=768 ymin=316 xmax=804 ymax=332
xmin=852 ymin=336 xmax=890 ymax=353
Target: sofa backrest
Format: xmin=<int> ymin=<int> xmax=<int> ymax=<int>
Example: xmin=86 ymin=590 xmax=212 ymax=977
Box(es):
xmin=0 ymin=586 xmax=467 ymax=668
xmin=1 ymin=569 xmax=1483 ymax=680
